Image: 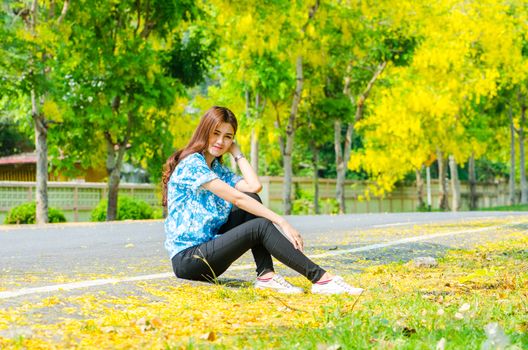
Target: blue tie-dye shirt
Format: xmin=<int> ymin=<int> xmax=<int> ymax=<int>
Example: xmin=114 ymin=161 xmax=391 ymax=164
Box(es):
xmin=164 ymin=153 xmax=242 ymax=259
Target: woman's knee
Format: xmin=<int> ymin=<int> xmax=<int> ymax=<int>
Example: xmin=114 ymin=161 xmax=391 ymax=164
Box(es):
xmin=244 ymin=192 xmax=262 ymax=204
xmin=174 ymin=257 xmax=223 ymax=282
xmin=252 ymin=217 xmax=272 ymax=228
xmin=251 ymin=218 xmax=277 ymax=238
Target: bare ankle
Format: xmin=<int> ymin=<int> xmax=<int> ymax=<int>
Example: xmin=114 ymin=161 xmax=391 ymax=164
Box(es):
xmin=316 ymin=272 xmax=333 ymax=283
xmin=259 ymin=271 xmax=275 ymax=279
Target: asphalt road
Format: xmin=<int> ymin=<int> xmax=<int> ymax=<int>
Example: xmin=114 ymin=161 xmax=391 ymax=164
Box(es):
xmin=0 ymin=211 xmax=527 ymax=321
xmin=1 ymin=211 xmax=526 ymax=278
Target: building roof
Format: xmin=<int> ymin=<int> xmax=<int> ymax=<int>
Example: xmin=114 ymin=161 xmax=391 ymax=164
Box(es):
xmin=0 ymin=152 xmax=37 ymax=165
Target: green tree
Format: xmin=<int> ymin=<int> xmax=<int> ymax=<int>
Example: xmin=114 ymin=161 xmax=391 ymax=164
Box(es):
xmin=1 ymin=0 xmax=70 ymax=223
xmin=55 ymin=0 xmax=207 ymax=220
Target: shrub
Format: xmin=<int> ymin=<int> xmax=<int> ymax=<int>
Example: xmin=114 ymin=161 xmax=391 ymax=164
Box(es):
xmin=292 ymin=188 xmax=315 ymax=215
xmin=416 ymin=202 xmax=432 ymax=212
xmin=292 ymin=187 xmax=341 ymax=215
xmin=91 ymin=196 xmax=155 ymax=221
xmin=292 ymin=197 xmax=314 ymax=215
xmin=323 ymin=198 xmax=340 ymax=215
xmin=152 ymin=207 xmax=164 ymax=219
xmin=4 ymin=202 xmax=67 ymax=224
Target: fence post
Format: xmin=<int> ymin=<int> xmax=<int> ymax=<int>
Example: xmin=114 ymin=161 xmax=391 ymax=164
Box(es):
xmin=73 ymin=185 xmax=79 ymax=222
xmin=260 ymin=176 xmax=270 ymax=208
xmin=401 ymin=186 xmax=404 ymax=211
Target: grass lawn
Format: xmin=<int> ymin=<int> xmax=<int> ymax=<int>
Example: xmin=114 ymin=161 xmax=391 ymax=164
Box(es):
xmin=1 ymin=233 xmax=527 ymax=349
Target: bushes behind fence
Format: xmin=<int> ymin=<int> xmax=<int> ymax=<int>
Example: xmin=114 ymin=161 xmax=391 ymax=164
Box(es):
xmin=91 ymin=196 xmax=158 ymax=221
xmin=4 ymin=202 xmax=67 ymax=224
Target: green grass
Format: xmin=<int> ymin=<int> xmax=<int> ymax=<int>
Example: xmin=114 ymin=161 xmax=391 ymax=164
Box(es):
xmin=479 ymin=203 xmax=528 ymax=211
xmin=234 ymin=291 xmax=527 ymax=350
xmin=167 ymin=234 xmax=528 ymax=349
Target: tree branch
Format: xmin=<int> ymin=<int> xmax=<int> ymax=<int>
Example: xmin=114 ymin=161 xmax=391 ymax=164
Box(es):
xmin=355 ymin=61 xmax=387 ymax=123
xmin=287 ymin=56 xmax=303 ymax=136
xmin=273 ymin=101 xmax=282 ymax=129
xmin=50 ymin=0 xmax=56 ymax=18
xmin=343 ymin=64 xmax=352 ymax=97
xmin=112 ymin=96 xmax=121 ymax=113
xmin=272 ymin=102 xmax=285 ymax=156
xmin=122 ymin=111 xmax=134 ymax=149
xmin=140 ymin=0 xmax=152 ymax=39
xmin=30 ymin=0 xmax=38 ymax=34
xmin=301 ymin=0 xmax=320 ymax=33
xmin=135 ymin=0 xmax=141 ymax=37
xmin=57 ymin=0 xmax=69 ymax=24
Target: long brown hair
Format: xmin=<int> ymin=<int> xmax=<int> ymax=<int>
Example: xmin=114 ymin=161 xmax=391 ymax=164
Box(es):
xmin=162 ymin=106 xmax=238 ymax=206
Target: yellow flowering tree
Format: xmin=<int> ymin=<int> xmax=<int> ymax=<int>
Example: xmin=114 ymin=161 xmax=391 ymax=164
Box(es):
xmin=350 ymin=0 xmax=527 ymax=210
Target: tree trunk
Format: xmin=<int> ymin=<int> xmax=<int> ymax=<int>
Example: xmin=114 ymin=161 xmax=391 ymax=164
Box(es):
xmin=282 ymin=3 xmax=318 ymax=214
xmin=336 ymin=61 xmax=387 ymax=214
xmin=283 ymin=56 xmax=303 ymax=215
xmin=448 ymin=155 xmax=460 ymax=212
xmin=519 ymin=101 xmax=527 ymax=204
xmin=468 ymin=154 xmax=477 ymax=210
xmin=437 ymin=150 xmax=449 ymax=211
xmin=32 ymin=90 xmax=48 ymax=224
xmin=27 ymin=0 xmax=69 ymax=223
xmin=105 ymin=137 xmax=126 ymax=221
xmin=107 ymin=160 xmax=122 ymax=221
xmin=415 ymin=167 xmax=425 ymax=210
xmin=250 ymin=92 xmax=263 ymax=174
xmin=426 ymin=166 xmax=432 ymax=210
xmin=334 ymin=121 xmax=344 ymax=213
xmin=250 ymin=128 xmax=259 ymax=174
xmin=311 ymin=142 xmax=320 ymax=214
xmin=509 ymin=103 xmax=516 ymax=205
xmin=334 ymin=121 xmax=352 ymax=214
xmin=245 ymin=89 xmax=259 ymax=173
xmin=105 ymin=109 xmax=132 ymax=220
xmin=283 ymin=135 xmax=294 ymax=215
xmin=273 ymin=102 xmax=285 ymax=158
xmin=28 ymin=1 xmax=48 ymax=224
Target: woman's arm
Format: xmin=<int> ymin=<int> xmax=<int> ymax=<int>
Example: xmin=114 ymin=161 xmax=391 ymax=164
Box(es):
xmin=202 ymin=178 xmax=303 ymax=251
xmin=229 ymin=143 xmax=262 ymax=193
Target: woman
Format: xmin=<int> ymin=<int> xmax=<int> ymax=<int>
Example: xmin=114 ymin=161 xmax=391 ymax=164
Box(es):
xmin=162 ymin=106 xmax=363 ymax=295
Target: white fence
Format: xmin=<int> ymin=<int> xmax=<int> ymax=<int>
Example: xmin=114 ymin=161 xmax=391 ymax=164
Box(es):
xmin=0 ymin=177 xmax=515 ymax=222
xmin=260 ymin=177 xmax=514 ymax=213
xmin=0 ymin=181 xmax=159 ymax=222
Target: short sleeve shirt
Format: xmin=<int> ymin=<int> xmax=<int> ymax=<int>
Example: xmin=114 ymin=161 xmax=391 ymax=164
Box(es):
xmin=164 ymin=153 xmax=243 ymax=258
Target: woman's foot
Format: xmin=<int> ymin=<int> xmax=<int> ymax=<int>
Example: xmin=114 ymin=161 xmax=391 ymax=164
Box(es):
xmin=311 ymin=276 xmax=363 ymax=295
xmin=254 ymin=274 xmax=303 ymax=294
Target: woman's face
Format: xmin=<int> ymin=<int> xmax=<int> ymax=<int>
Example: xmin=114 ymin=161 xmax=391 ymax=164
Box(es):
xmin=205 ymin=122 xmax=235 ymax=158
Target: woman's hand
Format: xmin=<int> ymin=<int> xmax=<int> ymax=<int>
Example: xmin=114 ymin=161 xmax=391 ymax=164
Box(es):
xmin=279 ymin=222 xmax=304 ymax=252
xmin=229 ymin=142 xmax=241 ymax=156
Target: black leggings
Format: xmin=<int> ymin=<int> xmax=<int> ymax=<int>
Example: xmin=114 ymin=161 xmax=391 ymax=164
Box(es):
xmin=171 ymin=193 xmax=326 ymax=283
